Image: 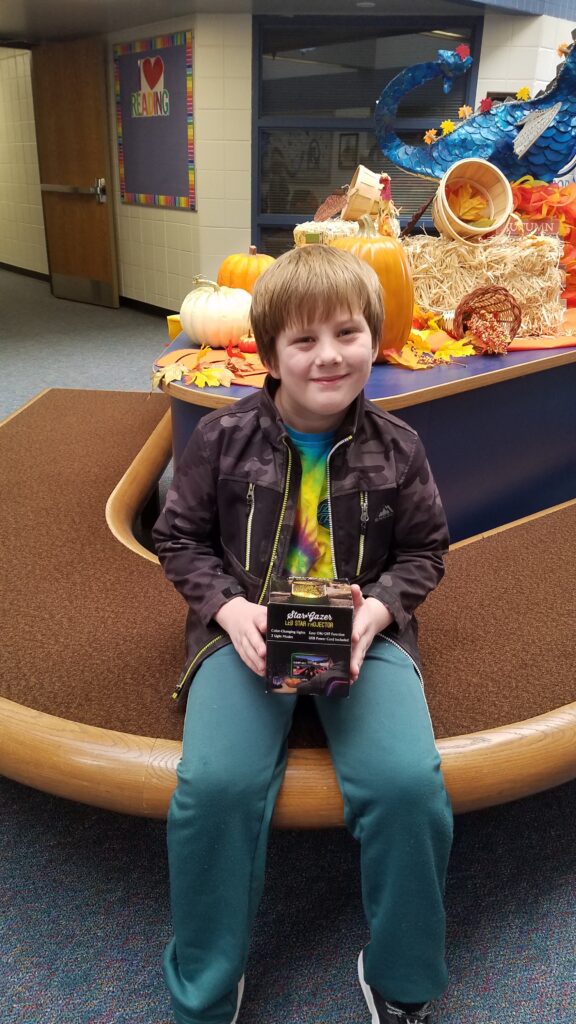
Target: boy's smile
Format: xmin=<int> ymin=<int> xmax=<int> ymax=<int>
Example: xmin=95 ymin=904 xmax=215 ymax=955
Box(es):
xmin=266 ymin=310 xmax=376 ymax=433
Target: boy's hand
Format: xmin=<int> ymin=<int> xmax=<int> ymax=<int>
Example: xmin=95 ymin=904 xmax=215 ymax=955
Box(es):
xmin=350 ymin=584 xmax=393 ymax=682
xmin=214 ymin=596 xmax=268 ymax=676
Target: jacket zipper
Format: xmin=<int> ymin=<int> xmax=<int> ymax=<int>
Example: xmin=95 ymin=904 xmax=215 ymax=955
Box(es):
xmin=326 ymin=435 xmax=353 ymax=579
xmin=172 ymin=633 xmax=225 ymax=700
xmin=257 ymin=439 xmax=292 ymax=604
xmin=245 ymin=482 xmax=255 ymax=571
xmin=356 ymin=490 xmax=369 ymax=577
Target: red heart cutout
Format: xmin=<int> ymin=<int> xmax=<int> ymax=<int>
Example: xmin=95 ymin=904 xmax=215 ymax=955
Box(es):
xmin=142 ymin=56 xmax=163 ymax=90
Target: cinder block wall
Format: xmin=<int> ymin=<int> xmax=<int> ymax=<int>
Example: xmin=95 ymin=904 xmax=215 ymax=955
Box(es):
xmin=107 ymin=13 xmax=252 ymax=312
xmin=476 ymin=13 xmax=575 ymax=102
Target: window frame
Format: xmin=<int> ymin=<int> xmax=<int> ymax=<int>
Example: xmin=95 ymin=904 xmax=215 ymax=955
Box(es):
xmin=252 ymin=14 xmax=484 ymax=249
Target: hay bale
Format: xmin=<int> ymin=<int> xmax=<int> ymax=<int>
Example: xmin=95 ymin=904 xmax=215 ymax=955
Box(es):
xmin=404 ymin=234 xmax=565 ymax=336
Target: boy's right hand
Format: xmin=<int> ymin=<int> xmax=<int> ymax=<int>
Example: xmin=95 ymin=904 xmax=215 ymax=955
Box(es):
xmin=214 ymin=596 xmax=268 ymax=676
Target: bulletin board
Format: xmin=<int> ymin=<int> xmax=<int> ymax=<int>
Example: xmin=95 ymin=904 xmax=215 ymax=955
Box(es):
xmin=113 ymin=31 xmax=195 ymax=209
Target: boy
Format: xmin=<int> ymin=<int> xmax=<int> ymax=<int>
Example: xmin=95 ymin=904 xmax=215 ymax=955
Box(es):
xmin=153 ymin=245 xmax=453 ymax=1024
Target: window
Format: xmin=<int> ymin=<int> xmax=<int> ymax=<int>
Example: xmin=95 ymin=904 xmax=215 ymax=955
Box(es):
xmin=253 ymin=15 xmax=483 ymax=255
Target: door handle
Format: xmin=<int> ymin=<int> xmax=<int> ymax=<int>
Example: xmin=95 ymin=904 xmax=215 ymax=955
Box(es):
xmin=92 ymin=178 xmax=107 ymax=203
xmin=41 ymin=177 xmax=107 ymax=203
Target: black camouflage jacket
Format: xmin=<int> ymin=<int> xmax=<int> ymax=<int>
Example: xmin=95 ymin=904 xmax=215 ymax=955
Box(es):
xmin=153 ymin=376 xmax=449 ymax=700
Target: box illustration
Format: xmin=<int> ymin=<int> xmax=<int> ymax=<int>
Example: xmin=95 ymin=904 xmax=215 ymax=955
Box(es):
xmin=266 ymin=576 xmax=353 ymax=698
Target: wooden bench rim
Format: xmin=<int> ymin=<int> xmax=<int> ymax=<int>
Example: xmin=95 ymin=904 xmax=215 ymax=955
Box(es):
xmin=1 ymin=693 xmax=575 ymax=824
xmin=2 ymin=390 xmax=575 ymax=823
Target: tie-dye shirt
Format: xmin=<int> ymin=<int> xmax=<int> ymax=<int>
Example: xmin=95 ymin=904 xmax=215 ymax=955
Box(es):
xmin=284 ymin=425 xmax=335 ymax=578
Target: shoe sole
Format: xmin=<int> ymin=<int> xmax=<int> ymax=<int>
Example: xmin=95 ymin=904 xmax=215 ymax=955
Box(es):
xmin=357 ymin=950 xmax=381 ymax=1024
xmin=231 ymin=975 xmax=245 ymax=1024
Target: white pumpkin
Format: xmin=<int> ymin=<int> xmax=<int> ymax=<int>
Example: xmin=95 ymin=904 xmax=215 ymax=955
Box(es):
xmin=179 ymin=276 xmax=252 ymax=348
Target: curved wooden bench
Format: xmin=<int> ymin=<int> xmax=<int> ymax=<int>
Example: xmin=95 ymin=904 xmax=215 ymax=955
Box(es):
xmin=1 ymin=389 xmax=575 ymax=824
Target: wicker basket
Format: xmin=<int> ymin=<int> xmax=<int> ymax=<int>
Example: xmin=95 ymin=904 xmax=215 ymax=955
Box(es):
xmin=446 ymin=286 xmax=522 ymax=340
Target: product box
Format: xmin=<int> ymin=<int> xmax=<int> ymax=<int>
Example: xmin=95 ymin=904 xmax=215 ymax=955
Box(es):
xmin=266 ymin=576 xmax=353 ymax=698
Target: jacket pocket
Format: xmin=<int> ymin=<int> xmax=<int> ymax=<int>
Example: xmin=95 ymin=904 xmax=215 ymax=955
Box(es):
xmin=221 ymin=542 xmax=262 ymax=602
xmin=218 ymin=477 xmax=281 ymax=578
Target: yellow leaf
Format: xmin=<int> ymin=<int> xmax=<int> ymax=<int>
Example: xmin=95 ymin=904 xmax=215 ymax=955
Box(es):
xmin=384 ymin=344 xmax=432 ymax=370
xmin=440 ymin=119 xmax=455 ymax=136
xmin=408 ymin=328 xmax=433 ymax=352
xmin=201 ymin=369 xmax=222 ymax=387
xmin=434 ymin=339 xmax=476 ymax=363
xmin=447 ymin=182 xmax=489 ymax=222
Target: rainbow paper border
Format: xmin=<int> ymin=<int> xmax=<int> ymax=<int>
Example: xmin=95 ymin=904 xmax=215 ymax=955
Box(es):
xmin=113 ymin=31 xmax=195 ymax=209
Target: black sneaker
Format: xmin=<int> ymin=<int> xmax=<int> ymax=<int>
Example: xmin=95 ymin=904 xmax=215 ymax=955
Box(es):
xmin=357 ymin=951 xmax=433 ymax=1024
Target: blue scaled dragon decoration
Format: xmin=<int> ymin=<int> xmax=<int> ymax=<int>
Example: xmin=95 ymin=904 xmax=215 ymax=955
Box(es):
xmin=375 ymin=32 xmax=576 ymax=182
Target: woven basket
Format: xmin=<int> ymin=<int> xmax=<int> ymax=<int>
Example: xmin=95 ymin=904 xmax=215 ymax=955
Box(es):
xmin=446 ymin=285 xmax=522 ymax=340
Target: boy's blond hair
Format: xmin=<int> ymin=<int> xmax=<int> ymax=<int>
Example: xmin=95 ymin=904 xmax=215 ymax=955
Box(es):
xmin=250 ymin=244 xmax=383 ymax=368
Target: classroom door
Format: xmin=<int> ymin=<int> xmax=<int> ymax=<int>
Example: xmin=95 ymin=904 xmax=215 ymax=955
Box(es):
xmin=31 ymin=37 xmax=119 ymax=307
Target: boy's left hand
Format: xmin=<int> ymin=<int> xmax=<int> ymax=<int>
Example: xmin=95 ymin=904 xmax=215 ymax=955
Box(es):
xmin=350 ymin=584 xmax=393 ymax=682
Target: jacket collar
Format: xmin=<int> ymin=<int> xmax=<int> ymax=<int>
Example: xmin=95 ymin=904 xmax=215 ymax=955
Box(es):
xmin=259 ymin=374 xmax=365 ymax=447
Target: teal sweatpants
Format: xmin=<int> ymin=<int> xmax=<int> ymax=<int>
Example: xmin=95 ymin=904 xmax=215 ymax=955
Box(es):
xmin=164 ymin=639 xmax=453 ymax=1024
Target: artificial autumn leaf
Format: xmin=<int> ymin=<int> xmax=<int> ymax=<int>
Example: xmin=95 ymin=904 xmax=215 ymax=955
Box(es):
xmin=412 ymin=305 xmax=443 ymax=332
xmin=151 ymin=363 xmax=188 ymax=390
xmin=458 ymin=105 xmax=473 ymax=120
xmin=455 ymin=44 xmax=470 ymax=61
xmin=383 ymin=345 xmax=432 ymax=370
xmin=192 ymin=371 xmax=210 ymax=388
xmin=409 ymin=328 xmax=433 ymax=351
xmin=433 ymin=338 xmax=476 ymax=362
xmin=516 ymin=86 xmax=531 ymax=101
xmin=384 ymin=327 xmax=475 ymax=370
xmin=440 ymin=120 xmax=456 ymax=136
xmin=423 ymin=128 xmax=438 ymax=145
xmin=427 ymin=329 xmax=458 ymax=352
xmin=480 ymin=97 xmax=493 ymax=113
xmin=447 ymin=182 xmax=489 ymax=222
xmin=218 ymin=368 xmax=234 ymax=387
xmin=197 ymin=366 xmax=237 ymax=388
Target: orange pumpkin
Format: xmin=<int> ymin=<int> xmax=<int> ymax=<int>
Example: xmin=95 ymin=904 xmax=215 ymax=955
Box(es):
xmin=238 ymin=329 xmax=258 ymax=354
xmin=217 ymin=245 xmax=275 ymax=294
xmin=328 ymin=215 xmax=414 ymax=359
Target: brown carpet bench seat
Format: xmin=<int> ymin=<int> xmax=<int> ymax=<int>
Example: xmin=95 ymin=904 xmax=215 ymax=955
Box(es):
xmin=1 ymin=388 xmax=575 ymax=824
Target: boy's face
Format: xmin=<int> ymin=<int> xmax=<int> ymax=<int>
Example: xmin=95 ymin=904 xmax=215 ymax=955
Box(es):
xmin=265 ymin=309 xmax=376 ymax=433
